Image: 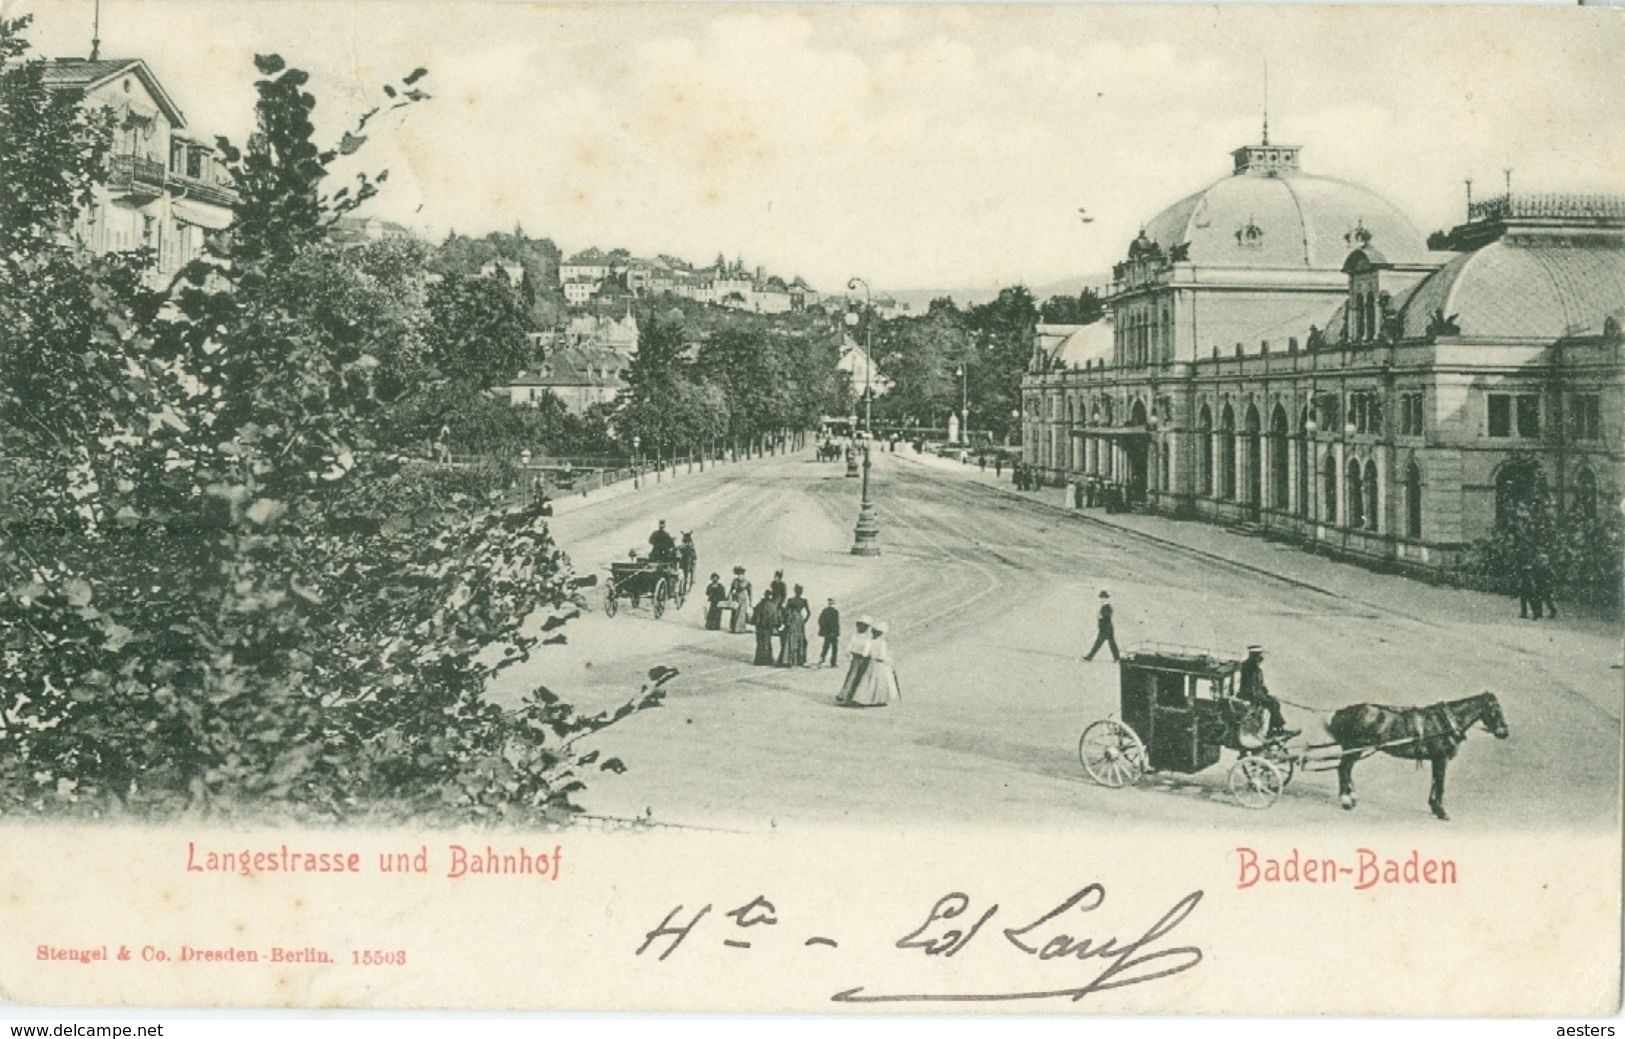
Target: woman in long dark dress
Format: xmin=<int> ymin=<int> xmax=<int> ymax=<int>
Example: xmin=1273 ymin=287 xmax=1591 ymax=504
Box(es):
xmin=778 ymin=585 xmax=809 ymax=667
xmin=703 ymin=573 xmax=726 ymax=630
xmin=751 ymin=592 xmax=782 ymax=665
xmin=728 ymin=567 xmax=753 ymax=634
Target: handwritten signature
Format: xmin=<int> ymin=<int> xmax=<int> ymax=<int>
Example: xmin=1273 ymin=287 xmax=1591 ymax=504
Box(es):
xmin=636 ymin=884 xmax=1204 ymax=1005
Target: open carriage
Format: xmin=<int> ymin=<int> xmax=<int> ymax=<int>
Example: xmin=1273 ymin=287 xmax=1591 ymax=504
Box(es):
xmin=1077 ymin=642 xmax=1295 ymax=809
xmin=603 ymin=559 xmax=688 ymax=619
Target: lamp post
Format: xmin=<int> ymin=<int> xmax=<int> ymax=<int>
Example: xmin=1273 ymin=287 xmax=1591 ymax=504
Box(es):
xmin=847 ymin=277 xmax=881 ymax=556
xmin=519 ymin=448 xmax=533 ymax=506
xmin=956 ymin=364 xmax=969 ymax=445
xmin=846 ymin=278 xmax=874 ymax=435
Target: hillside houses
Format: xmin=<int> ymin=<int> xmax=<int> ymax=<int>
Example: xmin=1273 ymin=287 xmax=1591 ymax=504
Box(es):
xmin=560 ymin=246 xmax=817 ymax=314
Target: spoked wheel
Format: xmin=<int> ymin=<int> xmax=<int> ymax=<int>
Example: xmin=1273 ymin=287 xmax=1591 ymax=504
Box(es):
xmin=1078 ymin=719 xmax=1147 ymax=788
xmin=1228 ymin=756 xmax=1284 ymax=809
xmin=652 ymin=578 xmax=667 ymax=619
xmin=1260 ymin=743 xmax=1297 ymax=787
xmin=603 ymin=583 xmax=619 ymax=617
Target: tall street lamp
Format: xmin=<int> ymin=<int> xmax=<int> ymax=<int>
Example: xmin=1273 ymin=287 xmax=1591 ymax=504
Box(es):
xmin=847 ymin=277 xmax=880 ymax=556
xmin=956 ymin=364 xmax=969 ymax=445
xmin=845 ymin=277 xmax=874 ymax=435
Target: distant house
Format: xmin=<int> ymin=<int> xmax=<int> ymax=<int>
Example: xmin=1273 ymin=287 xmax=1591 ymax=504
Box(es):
xmin=836 ymin=333 xmax=892 ymax=397
xmin=43 ymin=57 xmax=237 ymax=287
xmin=789 ymin=276 xmax=819 ymax=310
xmin=331 ymin=216 xmax=416 ymax=248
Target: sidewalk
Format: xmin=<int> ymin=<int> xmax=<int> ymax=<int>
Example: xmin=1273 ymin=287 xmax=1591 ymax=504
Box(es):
xmin=547 ymin=446 xmax=800 ymax=518
xmin=894 ymin=449 xmax=1623 ymax=642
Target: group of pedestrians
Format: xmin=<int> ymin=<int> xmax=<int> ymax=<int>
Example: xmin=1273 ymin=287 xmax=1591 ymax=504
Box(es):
xmin=696 ymin=562 xmax=897 ymax=707
xmin=1516 ymin=554 xmax=1559 ymax=620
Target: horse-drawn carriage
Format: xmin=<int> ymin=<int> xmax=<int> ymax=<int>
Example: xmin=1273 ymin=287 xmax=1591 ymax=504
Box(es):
xmin=1077 ymin=642 xmax=1510 ymax=817
xmin=1078 ymin=643 xmax=1294 ymax=808
xmin=603 ymin=558 xmax=688 ymax=619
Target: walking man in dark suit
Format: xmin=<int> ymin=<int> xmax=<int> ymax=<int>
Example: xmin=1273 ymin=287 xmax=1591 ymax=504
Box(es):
xmin=1083 ymin=589 xmax=1120 ymax=663
xmin=817 ymin=598 xmax=841 ymax=667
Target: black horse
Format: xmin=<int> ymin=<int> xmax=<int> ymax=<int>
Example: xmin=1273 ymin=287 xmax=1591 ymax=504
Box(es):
xmin=1326 ymin=692 xmax=1509 ymax=821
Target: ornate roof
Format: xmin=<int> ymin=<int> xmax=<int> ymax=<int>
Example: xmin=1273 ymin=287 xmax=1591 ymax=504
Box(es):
xmin=1051 ymin=321 xmax=1114 ymax=369
xmin=1397 ymin=243 xmax=1625 ymax=340
xmin=1140 ymin=145 xmax=1427 ymax=272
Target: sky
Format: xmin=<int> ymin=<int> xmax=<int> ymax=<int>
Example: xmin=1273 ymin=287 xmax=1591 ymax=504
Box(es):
xmin=15 ymin=0 xmax=1625 ymax=294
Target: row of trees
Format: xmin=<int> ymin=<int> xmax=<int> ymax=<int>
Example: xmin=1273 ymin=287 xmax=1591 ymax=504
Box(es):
xmin=613 ymin=308 xmax=849 ymax=460
xmin=0 ymin=20 xmax=667 ymax=821
xmin=860 ymin=287 xmax=1103 ymax=442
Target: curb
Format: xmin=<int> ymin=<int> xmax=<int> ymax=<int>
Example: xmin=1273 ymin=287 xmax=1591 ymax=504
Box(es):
xmin=892 ymin=453 xmax=1350 ymax=602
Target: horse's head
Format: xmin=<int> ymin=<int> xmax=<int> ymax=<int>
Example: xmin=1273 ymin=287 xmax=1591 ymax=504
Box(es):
xmin=1478 ymin=692 xmax=1510 ymax=739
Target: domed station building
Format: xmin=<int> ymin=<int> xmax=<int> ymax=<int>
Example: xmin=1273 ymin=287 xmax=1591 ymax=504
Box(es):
xmin=1022 ymin=132 xmax=1625 ymax=575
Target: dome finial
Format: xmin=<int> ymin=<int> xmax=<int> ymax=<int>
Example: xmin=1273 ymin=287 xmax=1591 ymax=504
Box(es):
xmin=1261 ymin=59 xmax=1270 ymax=145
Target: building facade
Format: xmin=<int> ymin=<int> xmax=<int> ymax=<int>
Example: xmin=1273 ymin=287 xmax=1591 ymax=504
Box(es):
xmin=45 ymin=58 xmax=237 ymax=285
xmin=1022 ymin=138 xmax=1625 ymax=575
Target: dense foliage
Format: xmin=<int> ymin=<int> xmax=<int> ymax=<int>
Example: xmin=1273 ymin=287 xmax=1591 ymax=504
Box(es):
xmin=0 ymin=23 xmax=666 ymax=822
xmin=1467 ymin=454 xmax=1623 ymax=608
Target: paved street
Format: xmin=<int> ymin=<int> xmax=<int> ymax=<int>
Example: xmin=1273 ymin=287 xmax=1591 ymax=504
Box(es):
xmin=498 ymin=447 xmax=1622 ymax=832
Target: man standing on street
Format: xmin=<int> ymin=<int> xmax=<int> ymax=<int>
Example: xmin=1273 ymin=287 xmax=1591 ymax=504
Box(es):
xmin=817 ymin=598 xmax=841 ymax=667
xmin=1083 ymin=590 xmax=1120 ymax=663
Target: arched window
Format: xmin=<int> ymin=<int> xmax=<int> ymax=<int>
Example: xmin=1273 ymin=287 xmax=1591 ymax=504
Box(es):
xmin=1494 ymin=457 xmax=1549 ymax=527
xmin=1354 ymin=294 xmax=1366 ymax=341
xmin=1198 ymin=405 xmax=1214 ymax=497
xmin=1405 ymin=462 xmax=1423 ymax=539
xmin=1270 ymin=405 xmax=1290 ymax=510
xmin=1244 ymin=404 xmax=1262 ymax=507
xmin=1297 ymin=408 xmax=1310 ymax=518
xmin=1219 ymin=404 xmax=1236 ymax=500
xmin=1573 ymin=467 xmax=1598 ymax=520
xmin=1364 ymin=293 xmax=1378 ymax=341
xmin=1103 ymin=399 xmax=1115 ymax=426
xmin=1323 ymin=449 xmax=1339 ymax=523
xmin=1347 ymin=459 xmax=1365 ymax=529
xmin=1363 ymin=459 xmax=1379 ymax=531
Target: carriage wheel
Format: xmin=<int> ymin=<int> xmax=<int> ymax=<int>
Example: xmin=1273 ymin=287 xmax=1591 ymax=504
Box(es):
xmin=1228 ymin=757 xmax=1284 ymax=809
xmin=604 ymin=583 xmax=619 ymax=617
xmin=1261 ymin=743 xmax=1297 ymax=787
xmin=1078 ymin=720 xmax=1147 ymax=788
xmin=652 ymin=578 xmax=667 ymax=619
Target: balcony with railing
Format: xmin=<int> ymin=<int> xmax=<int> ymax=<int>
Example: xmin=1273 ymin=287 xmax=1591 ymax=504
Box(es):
xmin=167 ymin=171 xmax=239 ymax=208
xmin=1468 ymin=192 xmax=1625 ymax=225
xmin=107 ymin=153 xmax=166 ymax=201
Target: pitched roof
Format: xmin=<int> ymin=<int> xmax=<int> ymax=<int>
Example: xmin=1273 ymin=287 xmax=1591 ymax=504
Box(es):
xmin=41 ymin=58 xmax=186 ymax=128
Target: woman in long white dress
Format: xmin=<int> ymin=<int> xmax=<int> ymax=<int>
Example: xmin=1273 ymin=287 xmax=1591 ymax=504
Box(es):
xmin=849 ymin=620 xmax=900 ymax=708
xmin=835 ymin=615 xmax=872 ymax=704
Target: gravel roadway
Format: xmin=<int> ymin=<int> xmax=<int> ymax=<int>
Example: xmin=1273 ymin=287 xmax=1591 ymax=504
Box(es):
xmin=490 ymin=447 xmax=1622 ymax=834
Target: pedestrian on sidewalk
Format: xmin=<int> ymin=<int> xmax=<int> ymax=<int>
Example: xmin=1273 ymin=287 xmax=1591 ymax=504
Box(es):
xmin=704 ymin=573 xmax=726 ymax=630
xmin=1083 ymin=590 xmax=1120 ymax=663
xmin=817 ymin=598 xmax=841 ymax=667
xmin=979 ymin=455 xmax=987 ymax=472
xmin=729 ymin=567 xmax=753 ymax=634
xmin=849 ymin=619 xmax=900 ymax=708
xmin=779 ymin=585 xmax=810 ymax=667
xmin=1516 ymin=562 xmax=1539 ymax=619
xmin=752 ymin=591 xmax=782 ymax=666
xmin=836 ymin=616 xmax=873 ymax=704
xmin=995 ymin=456 xmax=1003 ymax=478
xmin=1533 ymin=552 xmax=1558 ymax=620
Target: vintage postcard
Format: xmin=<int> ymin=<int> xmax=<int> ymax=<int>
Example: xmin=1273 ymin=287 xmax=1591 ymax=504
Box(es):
xmin=0 ymin=0 xmax=1621 ymax=1017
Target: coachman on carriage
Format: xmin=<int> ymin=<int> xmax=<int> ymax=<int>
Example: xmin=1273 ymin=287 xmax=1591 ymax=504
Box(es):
xmin=1078 ymin=642 xmax=1510 ymax=817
